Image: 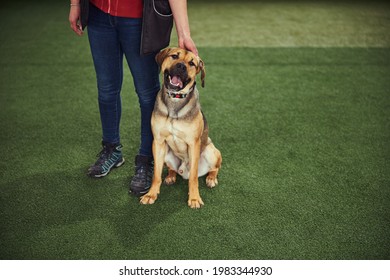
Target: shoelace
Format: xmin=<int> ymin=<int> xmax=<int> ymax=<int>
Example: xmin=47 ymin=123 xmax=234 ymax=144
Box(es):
xmin=96 ymin=146 xmax=112 ymax=162
xmin=135 ymin=165 xmax=148 ymax=175
xmin=134 ymin=164 xmax=152 ymax=181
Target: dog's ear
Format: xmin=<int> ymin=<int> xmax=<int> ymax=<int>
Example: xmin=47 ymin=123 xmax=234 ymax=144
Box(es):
xmin=199 ymin=59 xmax=206 ymax=88
xmin=155 ymin=48 xmax=172 ymax=70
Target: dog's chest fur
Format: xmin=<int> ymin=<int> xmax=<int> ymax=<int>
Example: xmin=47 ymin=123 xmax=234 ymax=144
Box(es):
xmin=156 ymin=87 xmax=200 ymax=119
xmin=152 ymin=87 xmax=206 ymax=160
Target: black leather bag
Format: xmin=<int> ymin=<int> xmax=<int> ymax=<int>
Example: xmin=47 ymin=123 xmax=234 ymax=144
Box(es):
xmin=141 ymin=0 xmax=173 ymax=55
xmin=80 ymin=0 xmax=89 ymax=30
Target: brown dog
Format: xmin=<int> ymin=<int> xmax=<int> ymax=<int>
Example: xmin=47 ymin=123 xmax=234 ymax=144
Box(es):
xmin=140 ymin=47 xmax=222 ymax=208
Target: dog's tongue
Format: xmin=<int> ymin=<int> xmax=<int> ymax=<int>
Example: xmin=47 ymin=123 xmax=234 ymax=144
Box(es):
xmin=170 ymin=75 xmax=183 ymax=88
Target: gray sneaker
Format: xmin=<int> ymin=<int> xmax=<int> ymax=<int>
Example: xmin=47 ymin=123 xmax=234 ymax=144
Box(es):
xmin=87 ymin=142 xmax=125 ymax=178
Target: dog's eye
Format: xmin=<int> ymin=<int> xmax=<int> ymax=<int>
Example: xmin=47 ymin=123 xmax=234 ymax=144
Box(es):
xmin=171 ymin=54 xmax=179 ymax=59
xmin=189 ymin=61 xmax=196 ymax=67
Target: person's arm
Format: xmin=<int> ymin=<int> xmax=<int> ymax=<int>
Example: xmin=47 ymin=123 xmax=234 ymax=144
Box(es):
xmin=69 ymin=2 xmax=83 ymax=36
xmin=168 ymin=0 xmax=198 ymax=55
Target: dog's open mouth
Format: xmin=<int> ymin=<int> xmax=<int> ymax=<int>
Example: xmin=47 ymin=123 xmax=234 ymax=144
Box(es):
xmin=169 ymin=75 xmax=184 ymax=89
xmin=164 ymin=70 xmax=189 ymax=91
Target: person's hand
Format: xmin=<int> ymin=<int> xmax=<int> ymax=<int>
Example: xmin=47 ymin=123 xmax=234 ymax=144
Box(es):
xmin=69 ymin=5 xmax=83 ymax=36
xmin=179 ymin=35 xmax=198 ymax=56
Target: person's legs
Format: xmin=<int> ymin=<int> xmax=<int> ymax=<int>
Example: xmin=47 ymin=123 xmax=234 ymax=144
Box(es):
xmin=117 ymin=17 xmax=160 ymax=157
xmin=116 ymin=17 xmax=160 ymax=196
xmin=86 ymin=4 xmax=125 ymax=177
xmin=88 ymin=4 xmax=123 ymax=145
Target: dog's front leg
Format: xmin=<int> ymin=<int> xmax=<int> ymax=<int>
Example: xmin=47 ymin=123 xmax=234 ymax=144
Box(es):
xmin=140 ymin=139 xmax=166 ymax=205
xmin=188 ymin=140 xmax=204 ymax=209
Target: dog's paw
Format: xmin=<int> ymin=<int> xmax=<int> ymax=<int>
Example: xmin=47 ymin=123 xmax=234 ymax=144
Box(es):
xmin=140 ymin=192 xmax=158 ymax=205
xmin=188 ymin=196 xmax=204 ymax=209
xmin=206 ymin=175 xmax=218 ymax=188
xmin=164 ymin=174 xmax=176 ymax=185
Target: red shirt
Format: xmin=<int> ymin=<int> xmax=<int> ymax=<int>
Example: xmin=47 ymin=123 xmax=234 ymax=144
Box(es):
xmin=90 ymin=0 xmax=143 ymax=18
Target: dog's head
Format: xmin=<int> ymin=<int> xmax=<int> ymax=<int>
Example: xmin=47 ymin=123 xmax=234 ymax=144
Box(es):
xmin=156 ymin=47 xmax=205 ymax=93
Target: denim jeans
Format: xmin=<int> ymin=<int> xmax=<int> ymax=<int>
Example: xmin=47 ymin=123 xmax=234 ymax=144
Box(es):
xmin=87 ymin=4 xmax=160 ymax=157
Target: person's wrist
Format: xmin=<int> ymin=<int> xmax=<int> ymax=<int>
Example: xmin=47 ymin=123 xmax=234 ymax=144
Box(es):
xmin=70 ymin=2 xmax=80 ymax=7
xmin=179 ymin=32 xmax=191 ymax=40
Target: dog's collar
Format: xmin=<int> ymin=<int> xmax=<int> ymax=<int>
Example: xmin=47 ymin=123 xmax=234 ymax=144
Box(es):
xmin=167 ymin=91 xmax=188 ymax=99
xmin=166 ymin=82 xmax=196 ymax=99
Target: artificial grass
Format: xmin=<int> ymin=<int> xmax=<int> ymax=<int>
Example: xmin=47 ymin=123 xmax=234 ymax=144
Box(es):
xmin=185 ymin=0 xmax=390 ymax=48
xmin=0 ymin=1 xmax=389 ymax=260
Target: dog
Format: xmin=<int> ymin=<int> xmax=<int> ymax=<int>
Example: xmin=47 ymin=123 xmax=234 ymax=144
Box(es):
xmin=140 ymin=47 xmax=222 ymax=208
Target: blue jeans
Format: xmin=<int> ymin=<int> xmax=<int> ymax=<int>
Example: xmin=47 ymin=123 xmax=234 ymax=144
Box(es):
xmin=87 ymin=4 xmax=160 ymax=157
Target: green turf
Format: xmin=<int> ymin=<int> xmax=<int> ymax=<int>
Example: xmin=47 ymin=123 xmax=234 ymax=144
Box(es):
xmin=0 ymin=1 xmax=389 ymax=260
xmin=185 ymin=0 xmax=390 ymax=47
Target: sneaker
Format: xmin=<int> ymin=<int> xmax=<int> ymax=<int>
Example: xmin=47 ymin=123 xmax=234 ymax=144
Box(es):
xmin=129 ymin=155 xmax=154 ymax=197
xmin=87 ymin=142 xmax=125 ymax=178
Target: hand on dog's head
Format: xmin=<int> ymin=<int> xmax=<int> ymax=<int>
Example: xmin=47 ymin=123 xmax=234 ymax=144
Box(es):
xmin=156 ymin=47 xmax=205 ymax=88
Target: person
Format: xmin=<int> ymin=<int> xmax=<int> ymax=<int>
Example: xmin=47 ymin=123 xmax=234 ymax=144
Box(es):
xmin=69 ymin=0 xmax=198 ymax=196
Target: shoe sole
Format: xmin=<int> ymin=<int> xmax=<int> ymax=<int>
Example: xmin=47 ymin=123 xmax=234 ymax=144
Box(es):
xmin=128 ymin=188 xmax=150 ymax=197
xmin=91 ymin=158 xmax=125 ymax=178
